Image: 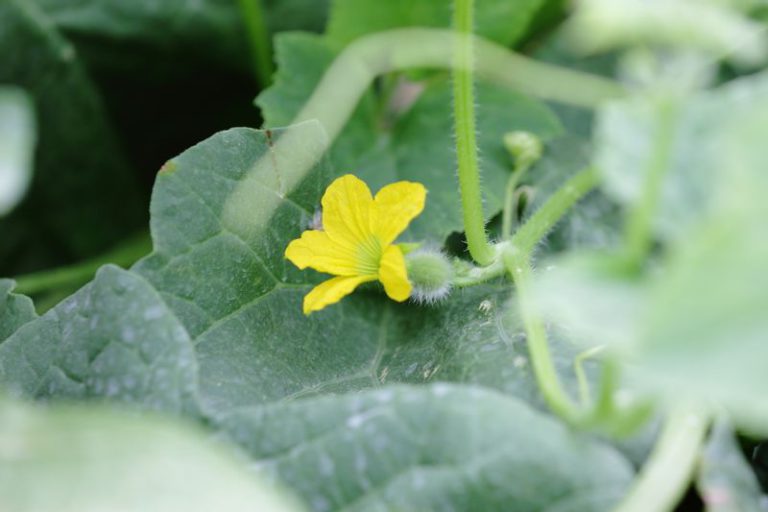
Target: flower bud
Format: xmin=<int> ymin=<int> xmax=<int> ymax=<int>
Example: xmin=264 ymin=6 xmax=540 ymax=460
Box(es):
xmin=405 ymin=249 xmax=454 ymax=304
xmin=503 ymin=131 xmax=543 ymax=170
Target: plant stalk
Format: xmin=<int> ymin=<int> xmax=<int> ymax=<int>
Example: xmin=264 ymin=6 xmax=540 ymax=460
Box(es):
xmin=13 ymin=232 xmax=152 ymax=296
xmin=614 ymin=410 xmax=708 ymax=512
xmin=505 ymin=250 xmax=582 ymax=421
xmin=452 ymin=0 xmax=495 ymax=266
xmin=237 ymin=0 xmax=274 ymax=86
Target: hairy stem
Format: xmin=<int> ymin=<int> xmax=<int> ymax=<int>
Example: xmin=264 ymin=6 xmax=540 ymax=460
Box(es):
xmin=13 ymin=232 xmax=152 ymax=295
xmin=512 ymin=167 xmax=599 ymax=255
xmin=501 ymin=176 xmax=526 ymax=240
xmin=614 ymin=410 xmax=708 ymax=512
xmin=505 ymin=251 xmax=582 ymax=421
xmin=452 ymin=0 xmax=495 ymax=265
xmin=453 ymin=167 xmax=599 ymax=287
xmin=237 ymin=0 xmax=274 ymax=86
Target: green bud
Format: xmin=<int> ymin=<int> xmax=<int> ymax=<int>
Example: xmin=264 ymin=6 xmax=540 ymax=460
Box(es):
xmin=405 ymin=249 xmax=454 ymax=304
xmin=503 ymin=131 xmax=543 ymax=170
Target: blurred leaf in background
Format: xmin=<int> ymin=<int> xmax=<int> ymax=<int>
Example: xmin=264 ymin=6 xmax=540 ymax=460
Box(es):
xmin=0 ymin=87 xmax=35 ymax=217
xmin=0 ymin=0 xmax=331 ymax=279
xmin=0 ymin=0 xmax=145 ymax=274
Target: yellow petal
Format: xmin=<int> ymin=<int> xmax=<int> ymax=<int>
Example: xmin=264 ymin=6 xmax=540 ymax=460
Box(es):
xmin=321 ymin=175 xmax=374 ymax=247
xmin=285 ymin=230 xmax=358 ymax=276
xmin=378 ymin=245 xmax=411 ymax=302
xmin=372 ymin=181 xmax=427 ymax=246
xmin=303 ymin=275 xmax=375 ymax=315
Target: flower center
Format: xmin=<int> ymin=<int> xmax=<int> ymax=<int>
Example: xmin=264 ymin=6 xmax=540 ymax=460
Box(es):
xmin=356 ymin=235 xmax=383 ymax=275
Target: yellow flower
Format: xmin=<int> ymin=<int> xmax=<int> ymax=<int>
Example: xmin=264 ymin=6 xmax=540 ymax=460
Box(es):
xmin=285 ymin=174 xmax=427 ymax=314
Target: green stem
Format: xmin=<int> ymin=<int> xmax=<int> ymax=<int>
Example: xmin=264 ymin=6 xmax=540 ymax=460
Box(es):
xmin=504 ymin=250 xmax=581 ymax=421
xmin=623 ymin=97 xmax=677 ymax=268
xmin=512 ymin=167 xmax=599 ymax=255
xmin=13 ymin=232 xmax=152 ymax=295
xmin=574 ymin=345 xmax=606 ymax=406
xmin=614 ymin=410 xmax=708 ymax=512
xmin=237 ymin=0 xmax=274 ymax=86
xmin=501 ymin=172 xmax=525 ymax=240
xmin=452 ymin=0 xmax=495 ymax=266
xmin=453 ymin=167 xmax=599 ymax=287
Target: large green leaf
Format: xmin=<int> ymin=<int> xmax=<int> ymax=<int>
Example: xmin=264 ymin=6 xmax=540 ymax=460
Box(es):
xmin=326 ymin=0 xmax=546 ymax=47
xmin=0 ymin=396 xmax=304 ymax=512
xmin=0 ymin=280 xmax=36 ymax=344
xmin=258 ymin=32 xmax=562 ymax=242
xmin=216 ymin=384 xmax=634 ymax=511
xmin=0 ymin=123 xmax=634 ymax=510
xmin=0 ymin=0 xmax=144 ymax=274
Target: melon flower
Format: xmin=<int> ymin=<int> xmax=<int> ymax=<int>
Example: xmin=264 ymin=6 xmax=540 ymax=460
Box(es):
xmin=285 ymin=174 xmax=427 ymax=314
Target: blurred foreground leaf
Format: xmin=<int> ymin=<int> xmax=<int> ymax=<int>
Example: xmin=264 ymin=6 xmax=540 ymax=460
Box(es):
xmin=0 ymin=396 xmax=305 ymax=512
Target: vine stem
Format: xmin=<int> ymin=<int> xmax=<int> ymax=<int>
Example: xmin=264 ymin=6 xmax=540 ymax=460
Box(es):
xmin=12 ymin=232 xmax=152 ymax=295
xmin=505 ymin=250 xmax=582 ymax=421
xmin=237 ymin=0 xmax=274 ymax=86
xmin=614 ymin=410 xmax=709 ymax=512
xmin=453 ymin=167 xmax=599 ymax=287
xmin=499 ymin=167 xmax=599 ymax=422
xmin=452 ymin=0 xmax=495 ymax=265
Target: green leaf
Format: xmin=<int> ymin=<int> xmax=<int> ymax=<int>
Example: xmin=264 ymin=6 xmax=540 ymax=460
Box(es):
xmin=31 ymin=0 xmax=249 ymax=73
xmin=30 ymin=0 xmax=329 ymax=74
xmin=0 ymin=396 xmax=305 ymax=512
xmin=0 ymin=280 xmax=36 ymax=344
xmin=0 ymin=125 xmax=586 ymax=417
xmin=0 ymin=87 xmax=36 ymax=217
xmin=215 ymin=384 xmax=634 ymax=511
xmin=258 ymin=32 xmax=562 ymax=242
xmin=697 ymin=420 xmax=768 ymax=512
xmin=0 ymin=265 xmax=199 ymax=416
xmin=265 ymin=0 xmax=330 ymax=35
xmin=326 ymin=0 xmax=547 ymax=47
xmin=595 ymin=70 xmax=768 ymax=243
xmin=0 ymin=123 xmax=634 ymax=510
xmin=0 ymin=0 xmax=144 ymax=274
